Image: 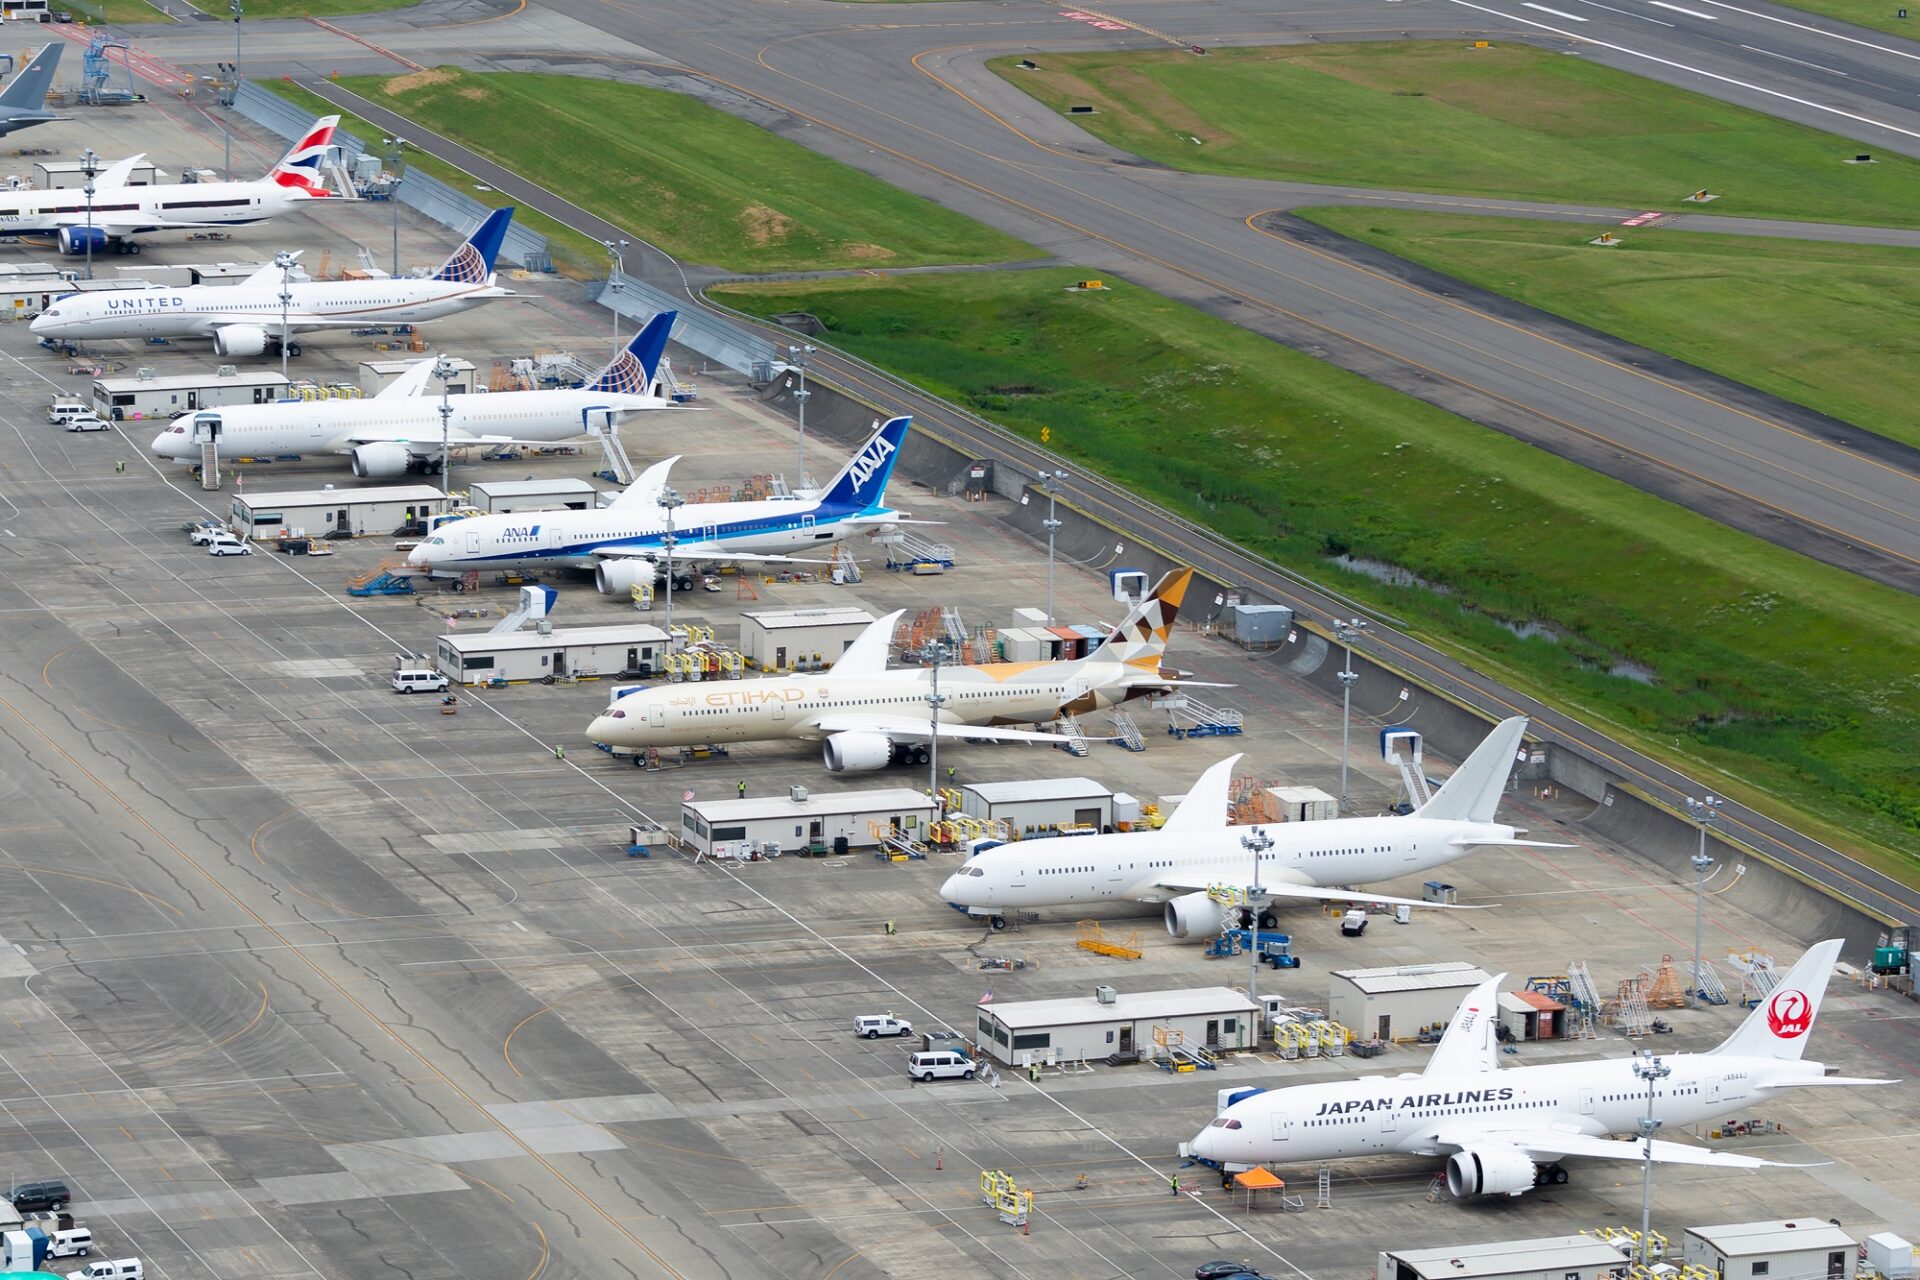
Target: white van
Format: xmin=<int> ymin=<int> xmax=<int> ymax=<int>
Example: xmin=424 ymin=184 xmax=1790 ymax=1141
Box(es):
xmin=391 ymin=669 xmax=449 ymax=695
xmin=907 ymin=1050 xmax=975 ymax=1082
xmin=47 ymin=396 xmax=88 ymax=426
xmin=46 ymin=1229 xmax=92 ymax=1259
xmin=67 ymin=1259 xmax=140 ymax=1280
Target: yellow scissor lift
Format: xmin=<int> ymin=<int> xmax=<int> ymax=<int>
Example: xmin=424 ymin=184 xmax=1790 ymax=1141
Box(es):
xmin=980 ymin=1170 xmax=1033 ymax=1227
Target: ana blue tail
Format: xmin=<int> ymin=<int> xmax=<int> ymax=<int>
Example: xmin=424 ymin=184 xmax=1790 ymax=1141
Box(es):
xmin=819 ymin=415 xmax=910 ymax=511
xmin=584 ymin=311 xmax=675 ymax=396
xmin=433 ymin=207 xmax=514 ymax=283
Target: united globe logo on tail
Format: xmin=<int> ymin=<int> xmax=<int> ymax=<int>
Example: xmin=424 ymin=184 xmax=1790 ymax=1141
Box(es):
xmin=1765 ymin=988 xmax=1812 ymax=1039
xmin=436 ymin=242 xmax=488 ymax=285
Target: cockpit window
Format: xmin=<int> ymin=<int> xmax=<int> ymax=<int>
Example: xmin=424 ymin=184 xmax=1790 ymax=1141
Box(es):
xmin=429 ymin=536 xmax=445 ymax=545
xmin=608 ymin=709 xmax=626 ymax=719
xmin=1208 ymin=1117 xmax=1242 ymax=1130
xmin=965 ymin=866 xmax=984 ymax=877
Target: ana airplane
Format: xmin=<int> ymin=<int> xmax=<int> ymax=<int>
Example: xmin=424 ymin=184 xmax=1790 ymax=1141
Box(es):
xmin=941 ymin=717 xmax=1549 ymax=932
xmin=31 ymin=207 xmax=515 ymax=357
xmin=148 ymin=310 xmax=676 ymax=477
xmin=586 ymin=567 xmax=1208 ymax=771
xmin=0 ymin=113 xmax=341 ymax=254
xmin=1187 ymin=940 xmax=1888 ymax=1196
xmin=409 ymin=413 xmax=915 ymax=594
xmin=0 ymin=45 xmax=65 ymax=138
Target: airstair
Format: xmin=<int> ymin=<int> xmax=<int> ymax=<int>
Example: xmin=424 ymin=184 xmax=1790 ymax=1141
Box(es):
xmin=1733 ymin=951 xmax=1779 ymax=1007
xmin=941 ymin=606 xmax=967 ymax=648
xmin=1690 ymin=960 xmax=1730 ymax=1006
xmin=1567 ymin=961 xmax=1604 ymax=1039
xmin=538 ymin=352 xmax=597 ymax=386
xmin=591 ymin=415 xmax=636 ymax=485
xmin=878 ymin=528 xmax=956 ymax=570
xmin=198 ymin=438 xmax=220 ymax=490
xmin=346 ymin=560 xmax=417 ymax=597
xmin=1158 ymin=694 xmax=1245 ymax=739
xmin=831 ymin=542 xmax=862 ymax=584
xmin=656 ymin=358 xmax=697 ymax=402
xmin=1610 ymin=975 xmax=1653 ymax=1037
xmin=1382 ymin=729 xmax=1433 ymax=809
xmin=488 ymin=584 xmax=556 ymax=634
xmin=1053 ymin=713 xmax=1090 ymax=757
xmin=1108 ymin=711 xmax=1147 ymax=752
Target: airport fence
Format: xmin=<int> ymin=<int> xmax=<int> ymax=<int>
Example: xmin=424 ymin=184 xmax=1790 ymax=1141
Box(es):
xmin=231 ymin=83 xmax=553 ymax=272
xmin=596 ymin=268 xmax=776 ymax=378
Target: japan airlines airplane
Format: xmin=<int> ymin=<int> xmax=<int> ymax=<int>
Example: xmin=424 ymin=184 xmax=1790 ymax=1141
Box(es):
xmin=148 ymin=310 xmax=676 ymax=478
xmin=940 ymin=717 xmax=1550 ymax=932
xmin=0 ymin=114 xmax=343 ymax=253
xmin=409 ymin=413 xmax=916 ymax=593
xmin=0 ymin=45 xmax=66 ymax=139
xmin=1186 ymin=939 xmax=1888 ymax=1196
xmin=587 ymin=568 xmax=1207 ymax=771
xmin=31 ymin=207 xmax=515 ymax=356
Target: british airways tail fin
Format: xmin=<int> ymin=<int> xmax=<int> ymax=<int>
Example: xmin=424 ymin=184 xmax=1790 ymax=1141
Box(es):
xmin=1709 ymin=939 xmax=1841 ymax=1062
xmin=2 ymin=44 xmax=62 ymax=111
xmin=267 ymin=115 xmax=341 ymax=198
xmin=433 ymin=207 xmax=514 ymax=283
xmin=818 ymin=416 xmax=910 ymax=511
xmin=1414 ymin=717 xmax=1529 ymax=825
xmin=584 ymin=311 xmax=674 ymax=396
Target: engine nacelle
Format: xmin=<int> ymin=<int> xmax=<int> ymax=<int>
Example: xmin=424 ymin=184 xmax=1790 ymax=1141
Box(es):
xmin=594 ymin=559 xmax=654 ymax=595
xmin=350 ymin=441 xmax=414 ymax=479
xmin=58 ymin=226 xmax=108 ymax=256
xmin=1164 ymin=891 xmax=1229 ymax=940
xmin=212 ymin=324 xmax=270 ymax=358
xmin=1445 ymin=1148 xmax=1537 ymax=1198
xmin=823 ymin=732 xmax=892 ymax=773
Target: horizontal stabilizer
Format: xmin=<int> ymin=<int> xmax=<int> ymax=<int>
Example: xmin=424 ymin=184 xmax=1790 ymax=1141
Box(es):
xmin=1448 ymin=836 xmax=1576 ymax=849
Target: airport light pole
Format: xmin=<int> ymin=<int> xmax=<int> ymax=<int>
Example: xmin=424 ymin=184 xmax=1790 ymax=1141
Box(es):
xmin=1333 ymin=618 xmax=1367 ymax=814
xmin=788 ymin=343 xmax=814 ymax=489
xmin=274 ymin=250 xmax=295 ymax=379
xmin=1036 ymin=469 xmax=1067 ymax=625
xmin=79 ymin=148 xmax=97 ymax=281
xmin=658 ymin=485 xmax=683 ymax=645
xmin=925 ymin=639 xmax=950 ymax=805
xmin=381 ymin=136 xmax=408 ymax=276
xmin=1684 ymin=795 xmax=1722 ymax=1003
xmin=227 ymin=0 xmax=242 ymax=177
xmin=604 ymin=239 xmax=628 ymax=348
xmin=1633 ymin=1049 xmax=1671 ymax=1266
xmin=1242 ymin=825 xmax=1274 ymax=1040
xmin=432 ymin=353 xmax=456 ymax=498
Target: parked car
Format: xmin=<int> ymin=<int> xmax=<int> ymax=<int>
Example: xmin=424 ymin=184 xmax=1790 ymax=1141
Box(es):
xmin=906 ymin=1050 xmax=975 ymax=1082
xmin=1195 ymin=1265 xmax=1262 ymax=1280
xmin=67 ymin=1259 xmax=140 ymax=1280
xmin=186 ymin=523 xmax=228 ymax=546
xmin=10 ymin=1180 xmax=70 ymax=1212
xmin=45 ymin=1229 xmax=93 ymax=1259
xmin=63 ymin=413 xmax=110 ymax=433
xmin=205 ymin=533 xmax=253 ymax=557
xmin=853 ymin=1014 xmax=912 ymax=1039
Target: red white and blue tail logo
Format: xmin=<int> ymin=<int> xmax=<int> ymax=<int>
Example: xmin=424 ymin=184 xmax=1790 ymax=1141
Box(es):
xmin=269 ymin=115 xmax=341 ymax=198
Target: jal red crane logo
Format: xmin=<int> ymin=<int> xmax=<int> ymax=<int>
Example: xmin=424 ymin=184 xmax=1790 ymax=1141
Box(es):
xmin=1766 ymin=988 xmax=1813 ymax=1039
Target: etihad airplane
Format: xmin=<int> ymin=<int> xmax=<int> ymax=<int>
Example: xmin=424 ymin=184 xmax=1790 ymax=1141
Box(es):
xmin=587 ymin=568 xmax=1206 ymax=771
xmin=409 ymin=413 xmax=916 ymax=593
xmin=148 ymin=311 xmax=676 ymax=477
xmin=940 ymin=717 xmax=1550 ymax=932
xmin=0 ymin=45 xmax=65 ymax=139
xmin=0 ymin=113 xmax=342 ymax=254
xmin=1187 ymin=940 xmax=1886 ymax=1195
xmin=32 ymin=207 xmax=515 ymax=357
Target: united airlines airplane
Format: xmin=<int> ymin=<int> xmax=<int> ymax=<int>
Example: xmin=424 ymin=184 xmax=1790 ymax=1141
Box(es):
xmin=1186 ymin=940 xmax=1887 ymax=1196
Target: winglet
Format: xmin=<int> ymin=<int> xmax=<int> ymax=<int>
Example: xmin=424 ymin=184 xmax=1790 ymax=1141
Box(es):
xmin=829 ymin=610 xmax=904 ymax=677
xmin=1422 ymin=972 xmax=1505 ymax=1077
xmin=373 ymin=358 xmax=440 ymax=401
xmin=1157 ymin=754 xmax=1242 ymax=834
xmin=606 ymin=454 xmax=679 ymax=512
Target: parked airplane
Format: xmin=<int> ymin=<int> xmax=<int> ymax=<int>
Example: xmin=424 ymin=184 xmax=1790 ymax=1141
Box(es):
xmin=409 ymin=413 xmax=916 ymax=593
xmin=1186 ymin=939 xmax=1886 ymax=1196
xmin=0 ymin=114 xmax=341 ymax=254
xmin=586 ymin=567 xmax=1205 ymax=771
xmin=31 ymin=207 xmax=515 ymax=356
xmin=0 ymin=45 xmax=66 ymax=138
xmin=940 ymin=717 xmax=1549 ymax=932
xmin=148 ymin=311 xmax=676 ymax=477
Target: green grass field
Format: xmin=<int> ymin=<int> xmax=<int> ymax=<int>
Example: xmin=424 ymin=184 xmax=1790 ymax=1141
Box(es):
xmin=1297 ymin=208 xmax=1920 ymax=453
xmin=711 ymin=268 xmax=1920 ymax=882
xmin=1770 ymin=0 xmax=1920 ymax=36
xmin=336 ymin=67 xmax=1032 ymax=273
xmin=180 ymin=0 xmax=418 ymax=14
xmin=992 ymin=43 xmax=1920 ymax=226
xmin=75 ymin=0 xmax=179 ymax=26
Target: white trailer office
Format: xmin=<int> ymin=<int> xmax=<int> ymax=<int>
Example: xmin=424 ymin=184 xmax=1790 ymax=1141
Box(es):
xmin=1328 ymin=962 xmax=1492 ymax=1044
xmin=468 ymin=478 xmax=600 ymax=514
xmin=1378 ymin=1237 xmax=1630 ymax=1280
xmin=738 ymin=608 xmax=876 ymax=672
xmin=975 ymin=987 xmax=1257 ymax=1066
xmin=1684 ymin=1222 xmax=1856 ymax=1280
xmin=677 ymin=787 xmax=934 ymax=858
xmin=434 ymin=623 xmax=669 ymax=685
xmin=960 ymin=778 xmax=1114 ymax=833
xmin=230 ymin=484 xmax=450 ymax=539
xmin=94 ymin=368 xmax=291 ymax=420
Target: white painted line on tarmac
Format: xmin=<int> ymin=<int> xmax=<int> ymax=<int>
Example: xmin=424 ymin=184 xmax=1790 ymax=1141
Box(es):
xmin=1570 ymin=0 xmax=1676 ymax=25
xmin=1740 ymin=43 xmax=1850 ymax=75
xmin=1524 ymin=3 xmax=1589 ymax=18
xmin=1649 ymin=1 xmax=1719 ymax=18
xmin=1445 ymin=0 xmax=1920 ymax=142
xmin=1688 ymin=0 xmax=1920 ymax=63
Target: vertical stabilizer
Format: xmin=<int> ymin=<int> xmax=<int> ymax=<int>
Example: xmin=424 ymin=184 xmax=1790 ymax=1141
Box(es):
xmin=433 ymin=207 xmax=514 ymax=282
xmin=1413 ymin=717 xmax=1530 ymax=824
xmin=1709 ymin=939 xmax=1842 ymax=1061
xmin=1 ymin=44 xmax=62 ymax=110
xmin=817 ymin=416 xmax=910 ymax=512
xmin=267 ymin=115 xmax=342 ymax=197
xmin=584 ymin=311 xmax=675 ymax=396
xmin=1098 ymin=568 xmax=1193 ymax=667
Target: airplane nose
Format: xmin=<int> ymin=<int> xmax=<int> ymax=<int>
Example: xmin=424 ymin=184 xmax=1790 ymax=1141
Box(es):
xmin=938 ymin=874 xmax=962 ymax=904
xmin=148 ymin=431 xmax=171 ymax=457
xmin=586 ymin=715 xmax=614 ymax=744
xmin=1187 ymin=1128 xmax=1218 ymax=1161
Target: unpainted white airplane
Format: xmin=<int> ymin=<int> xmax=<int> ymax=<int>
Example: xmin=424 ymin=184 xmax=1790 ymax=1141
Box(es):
xmin=940 ymin=718 xmax=1550 ymax=932
xmin=31 ymin=207 xmax=515 ymax=357
xmin=1186 ymin=939 xmax=1888 ymax=1196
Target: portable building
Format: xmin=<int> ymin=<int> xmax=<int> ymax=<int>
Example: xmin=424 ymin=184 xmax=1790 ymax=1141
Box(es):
xmin=37 ymin=157 xmax=157 ymax=188
xmin=1377 ymin=1236 xmax=1630 ymax=1280
xmin=1267 ymin=785 xmax=1337 ymax=822
xmin=434 ymin=623 xmax=669 ymax=685
xmin=0 ymin=262 xmax=73 ymax=319
xmin=1497 ymin=989 xmax=1564 ymax=1041
xmin=230 ymin=484 xmax=451 ymax=539
xmin=359 ymin=357 xmax=475 ymax=397
xmin=1046 ymin=626 xmax=1087 ymax=660
xmin=1684 ymin=1222 xmax=1856 ymax=1280
xmin=959 ymin=778 xmax=1114 ymax=833
xmin=1011 ymin=606 xmax=1049 ymax=627
xmin=1328 ymin=962 xmax=1492 ymax=1044
xmin=93 ymin=368 xmax=291 ymax=420
xmin=1226 ymin=604 xmax=1294 ymax=649
xmin=112 ymin=261 xmax=281 ymax=288
xmin=738 ymin=608 xmax=876 ymax=672
xmin=975 ymin=986 xmax=1257 ymax=1066
xmin=677 ymin=787 xmax=934 ymax=858
xmin=996 ymin=627 xmax=1045 ymax=663
xmin=467 ymin=478 xmax=600 ymax=514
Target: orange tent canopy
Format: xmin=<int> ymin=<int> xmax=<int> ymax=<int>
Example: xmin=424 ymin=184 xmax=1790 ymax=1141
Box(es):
xmin=1232 ymin=1168 xmax=1285 ymax=1190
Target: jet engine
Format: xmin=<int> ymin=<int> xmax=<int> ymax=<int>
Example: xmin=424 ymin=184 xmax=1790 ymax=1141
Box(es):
xmin=1163 ymin=891 xmax=1229 ymax=940
xmin=212 ymin=325 xmax=270 ymax=358
xmin=1445 ymin=1149 xmax=1537 ymax=1198
xmin=594 ymin=559 xmax=652 ymax=595
xmin=823 ymin=732 xmax=893 ymax=773
xmin=350 ymin=442 xmax=414 ymax=479
xmin=58 ymin=226 xmax=109 ymax=256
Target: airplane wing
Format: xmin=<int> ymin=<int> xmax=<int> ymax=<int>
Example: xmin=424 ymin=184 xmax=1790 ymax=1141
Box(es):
xmin=1449 ymin=836 xmax=1577 ymax=849
xmin=1157 ymin=754 xmax=1242 ymax=833
xmin=338 ymin=431 xmax=572 ymax=451
xmin=1428 ymin=1124 xmax=1818 ymax=1170
xmin=590 ymin=543 xmax=831 ymax=567
xmin=1421 ymin=974 xmax=1504 ymax=1077
xmin=828 ymin=611 xmax=905 ymax=677
xmin=1137 ymin=876 xmax=1488 ymax=912
xmin=804 ymin=715 xmax=1082 ymax=746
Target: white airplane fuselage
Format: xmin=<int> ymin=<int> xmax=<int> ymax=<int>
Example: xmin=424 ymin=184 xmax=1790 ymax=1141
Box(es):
xmin=0 ymin=178 xmax=303 ymax=235
xmin=149 ymin=387 xmax=659 ymax=462
xmin=940 ymin=817 xmax=1518 ymax=913
xmin=1190 ymin=1051 xmax=1821 ymax=1167
xmin=33 ymin=277 xmax=504 ymax=342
